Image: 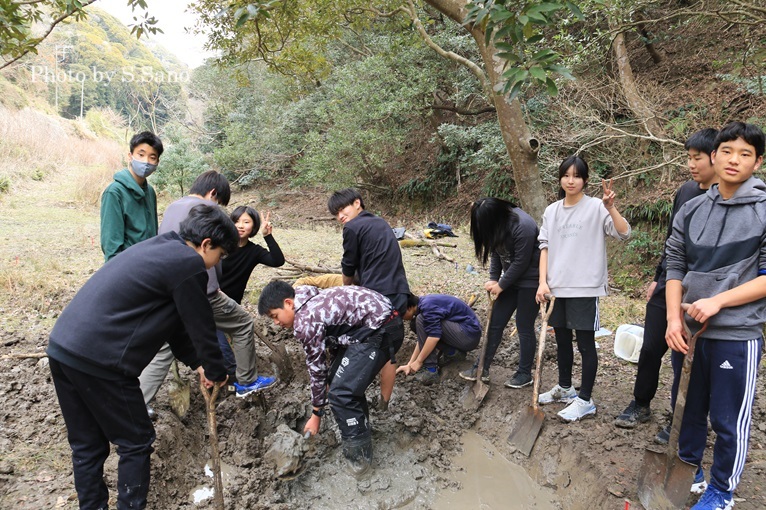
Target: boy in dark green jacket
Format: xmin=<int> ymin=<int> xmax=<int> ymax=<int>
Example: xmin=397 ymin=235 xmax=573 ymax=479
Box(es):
xmin=100 ymin=131 xmax=164 ymax=262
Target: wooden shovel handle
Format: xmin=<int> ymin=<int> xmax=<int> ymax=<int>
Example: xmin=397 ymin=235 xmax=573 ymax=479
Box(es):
xmin=200 ymin=381 xmax=224 ymax=510
xmin=531 ymin=296 xmax=555 ymax=410
xmin=666 ymin=316 xmax=708 ymax=457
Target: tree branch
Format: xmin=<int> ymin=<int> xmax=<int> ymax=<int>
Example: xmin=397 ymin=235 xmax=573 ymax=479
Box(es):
xmin=430 ymin=104 xmax=496 ymax=115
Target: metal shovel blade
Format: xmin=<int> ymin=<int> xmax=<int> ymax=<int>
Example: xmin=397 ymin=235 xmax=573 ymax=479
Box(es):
xmin=460 ymin=293 xmax=495 ymax=410
xmin=168 ymin=360 xmax=190 ymax=419
xmin=507 ymin=405 xmax=545 ymax=457
xmin=637 ymin=446 xmax=697 ymax=510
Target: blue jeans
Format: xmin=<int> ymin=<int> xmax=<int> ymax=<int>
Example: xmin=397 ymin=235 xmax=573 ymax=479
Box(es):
xmin=216 ymin=329 xmax=237 ymax=377
xmin=50 ymin=359 xmax=155 ymax=510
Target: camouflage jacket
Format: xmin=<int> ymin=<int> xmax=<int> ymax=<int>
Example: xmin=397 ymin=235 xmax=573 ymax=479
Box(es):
xmin=293 ymin=285 xmax=393 ymax=406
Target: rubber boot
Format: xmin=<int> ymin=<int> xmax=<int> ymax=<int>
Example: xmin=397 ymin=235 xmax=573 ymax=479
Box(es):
xmin=342 ymin=436 xmax=373 ymax=478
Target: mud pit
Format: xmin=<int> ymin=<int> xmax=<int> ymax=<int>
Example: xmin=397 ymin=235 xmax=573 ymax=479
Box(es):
xmin=1 ymin=181 xmax=765 ymax=509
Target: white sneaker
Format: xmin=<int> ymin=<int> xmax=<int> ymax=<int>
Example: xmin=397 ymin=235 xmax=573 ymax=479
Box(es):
xmin=557 ymin=397 xmax=597 ymax=422
xmin=538 ymin=384 xmax=577 ymax=405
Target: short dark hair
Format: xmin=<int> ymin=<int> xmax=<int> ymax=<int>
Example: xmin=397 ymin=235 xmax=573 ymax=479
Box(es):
xmin=129 ymin=131 xmax=164 ymax=157
xmin=230 ymin=206 xmax=261 ymax=238
xmin=557 ymin=155 xmax=589 ymax=199
xmin=258 ymin=280 xmax=295 ymax=315
xmin=470 ymin=197 xmax=518 ymax=266
xmin=328 ymin=188 xmax=365 ymax=215
xmin=406 ymin=293 xmax=419 ymax=309
xmin=714 ymin=122 xmax=765 ymax=158
xmin=189 ymin=171 xmax=231 ymax=206
xmin=179 ymin=204 xmax=238 ymax=256
xmin=684 ymin=128 xmax=719 ymax=156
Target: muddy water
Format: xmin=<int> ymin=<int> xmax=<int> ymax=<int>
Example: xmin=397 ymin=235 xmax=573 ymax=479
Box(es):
xmin=434 ymin=431 xmax=557 ymax=509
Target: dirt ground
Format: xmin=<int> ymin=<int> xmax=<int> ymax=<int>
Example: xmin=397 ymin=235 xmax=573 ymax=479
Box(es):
xmin=1 ymin=175 xmax=764 ymax=509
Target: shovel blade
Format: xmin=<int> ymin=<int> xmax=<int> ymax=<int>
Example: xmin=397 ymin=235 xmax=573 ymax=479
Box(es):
xmin=507 ymin=406 xmax=545 ymax=457
xmin=460 ymin=380 xmax=489 ymax=411
xmin=637 ymin=447 xmax=696 ymax=510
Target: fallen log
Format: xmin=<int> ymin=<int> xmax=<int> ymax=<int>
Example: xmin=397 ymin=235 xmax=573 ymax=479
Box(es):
xmin=285 ymin=259 xmax=341 ymax=274
xmin=399 ymin=239 xmax=457 ymax=248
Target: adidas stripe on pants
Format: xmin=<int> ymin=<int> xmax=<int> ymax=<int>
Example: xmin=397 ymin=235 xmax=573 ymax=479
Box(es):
xmin=678 ymin=336 xmax=763 ymax=492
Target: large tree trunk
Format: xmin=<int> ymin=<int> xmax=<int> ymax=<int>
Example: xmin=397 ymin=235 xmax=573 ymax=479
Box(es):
xmin=424 ymin=0 xmax=547 ymax=222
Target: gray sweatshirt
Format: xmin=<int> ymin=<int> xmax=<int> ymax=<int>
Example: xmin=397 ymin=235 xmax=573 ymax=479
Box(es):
xmin=665 ymin=177 xmax=766 ymax=340
xmin=539 ymin=195 xmax=631 ymax=297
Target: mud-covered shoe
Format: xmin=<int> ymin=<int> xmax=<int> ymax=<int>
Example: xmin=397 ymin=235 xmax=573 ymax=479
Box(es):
xmin=557 ymin=397 xmax=597 ymax=422
xmin=438 ymin=348 xmax=467 ymax=367
xmin=458 ymin=366 xmax=489 ymax=383
xmin=343 ymin=438 xmax=373 ymax=478
xmin=691 ymin=467 xmax=708 ymax=495
xmin=654 ymin=423 xmax=672 ymax=445
xmin=146 ymin=405 xmax=157 ymax=422
xmin=614 ymin=400 xmax=651 ymax=429
xmin=691 ymin=485 xmax=734 ymax=510
xmin=504 ymin=372 xmax=532 ymax=388
xmin=234 ymin=375 xmax=277 ymax=398
xmin=415 ymin=367 xmax=439 ymax=386
xmin=538 ymin=384 xmax=577 ymax=405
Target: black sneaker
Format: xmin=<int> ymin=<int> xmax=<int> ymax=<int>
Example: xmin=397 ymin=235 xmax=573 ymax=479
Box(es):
xmin=415 ymin=368 xmax=440 ymax=386
xmin=654 ymin=423 xmax=671 ymax=445
xmin=614 ymin=400 xmax=651 ymax=429
xmin=504 ymin=372 xmax=533 ymax=388
xmin=458 ymin=366 xmax=489 ymax=383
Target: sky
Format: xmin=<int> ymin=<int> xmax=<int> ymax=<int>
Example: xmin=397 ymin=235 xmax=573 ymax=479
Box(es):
xmin=97 ymin=0 xmax=216 ymax=68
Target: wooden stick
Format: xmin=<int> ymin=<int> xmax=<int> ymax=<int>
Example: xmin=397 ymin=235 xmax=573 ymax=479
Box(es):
xmin=430 ymin=244 xmax=455 ymax=263
xmin=284 ymin=259 xmax=341 ymax=274
xmin=1 ymin=352 xmax=47 ymax=360
xmin=398 ymin=239 xmax=458 ymax=248
xmin=200 ymin=382 xmax=224 ymax=510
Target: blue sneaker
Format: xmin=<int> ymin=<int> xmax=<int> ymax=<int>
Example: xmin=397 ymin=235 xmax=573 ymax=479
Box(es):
xmin=691 ymin=485 xmax=734 ymax=510
xmin=691 ymin=467 xmax=708 ymax=495
xmin=234 ymin=375 xmax=277 ymax=398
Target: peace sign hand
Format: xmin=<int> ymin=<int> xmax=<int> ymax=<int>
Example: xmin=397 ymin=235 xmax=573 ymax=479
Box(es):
xmin=602 ymin=179 xmax=616 ymax=210
xmin=261 ymin=210 xmax=273 ymax=236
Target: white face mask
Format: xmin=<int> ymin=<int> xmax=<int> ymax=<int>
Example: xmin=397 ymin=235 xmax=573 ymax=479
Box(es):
xmin=130 ymin=159 xmax=158 ymax=178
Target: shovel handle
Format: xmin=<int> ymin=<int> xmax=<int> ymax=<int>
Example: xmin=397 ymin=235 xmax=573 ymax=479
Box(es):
xmin=531 ymin=296 xmax=555 ymax=410
xmin=666 ymin=315 xmax=707 ymax=457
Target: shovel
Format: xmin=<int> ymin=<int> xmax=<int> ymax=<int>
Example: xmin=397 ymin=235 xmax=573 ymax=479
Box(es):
xmin=507 ymin=295 xmax=555 ymax=456
xmin=200 ymin=380 xmax=225 ymax=510
xmin=254 ymin=327 xmax=294 ymax=383
xmin=461 ymin=292 xmax=496 ymax=410
xmin=637 ymin=312 xmax=708 ymax=510
xmin=168 ymin=359 xmax=190 ymax=418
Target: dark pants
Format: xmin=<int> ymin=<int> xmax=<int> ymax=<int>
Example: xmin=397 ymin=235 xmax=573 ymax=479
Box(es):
xmin=481 ymin=286 xmax=537 ymax=375
xmin=555 ymin=328 xmax=598 ymax=401
xmin=216 ymin=329 xmax=237 ymax=377
xmin=678 ymin=337 xmax=762 ymax=492
xmin=414 ymin=315 xmax=480 ymax=369
xmin=633 ymin=301 xmax=685 ymax=410
xmin=328 ymin=317 xmax=404 ymax=442
xmin=50 ymin=359 xmax=155 ymax=510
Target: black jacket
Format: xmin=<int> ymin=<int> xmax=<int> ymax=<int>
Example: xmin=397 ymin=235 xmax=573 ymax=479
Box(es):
xmin=47 ymin=232 xmax=226 ymax=381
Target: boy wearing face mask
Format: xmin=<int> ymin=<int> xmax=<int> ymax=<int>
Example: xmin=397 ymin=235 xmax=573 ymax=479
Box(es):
xmin=100 ymin=131 xmax=164 ymax=262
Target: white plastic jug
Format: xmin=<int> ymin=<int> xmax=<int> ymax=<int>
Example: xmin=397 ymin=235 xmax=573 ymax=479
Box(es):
xmin=614 ymin=324 xmax=644 ymax=363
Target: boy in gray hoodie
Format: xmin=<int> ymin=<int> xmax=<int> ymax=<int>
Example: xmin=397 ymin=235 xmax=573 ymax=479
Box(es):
xmin=665 ymin=121 xmax=765 ymax=510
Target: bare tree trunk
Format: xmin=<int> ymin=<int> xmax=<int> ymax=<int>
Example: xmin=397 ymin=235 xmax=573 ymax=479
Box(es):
xmin=423 ymin=0 xmax=547 ymax=222
xmin=611 ymin=27 xmax=671 ymax=182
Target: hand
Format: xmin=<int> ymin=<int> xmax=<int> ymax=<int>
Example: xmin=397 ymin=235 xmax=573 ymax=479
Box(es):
xmin=485 ymin=282 xmax=503 ymax=298
xmin=645 ymin=281 xmax=657 ymax=302
xmin=303 ymin=414 xmax=320 ymax=436
xmin=396 ymin=359 xmax=422 ymax=376
xmin=602 ymin=179 xmax=616 ymax=210
xmin=536 ymin=283 xmax=551 ymax=304
xmin=197 ymin=366 xmax=214 ymax=389
xmin=483 ymin=280 xmax=497 ymax=292
xmin=665 ymin=318 xmax=688 ymax=354
xmin=686 ymin=298 xmax=721 ymax=323
xmin=261 ymin=210 xmax=273 ymax=236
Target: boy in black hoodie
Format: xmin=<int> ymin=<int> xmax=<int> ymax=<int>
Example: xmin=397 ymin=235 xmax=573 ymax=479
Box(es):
xmin=665 ymin=122 xmax=765 ymax=510
xmin=47 ymin=204 xmax=237 ymax=510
